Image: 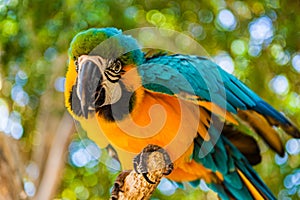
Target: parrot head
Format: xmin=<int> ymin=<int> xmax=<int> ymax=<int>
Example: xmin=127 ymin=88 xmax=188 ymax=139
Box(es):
xmin=65 ymin=28 xmax=144 ymax=120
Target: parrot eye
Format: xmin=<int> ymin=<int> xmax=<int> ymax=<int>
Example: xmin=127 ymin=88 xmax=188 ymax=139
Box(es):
xmin=111 ymin=60 xmax=122 ymax=73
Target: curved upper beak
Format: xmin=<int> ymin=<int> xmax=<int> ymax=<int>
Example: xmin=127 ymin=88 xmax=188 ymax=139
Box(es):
xmin=76 ymin=58 xmax=102 ymax=119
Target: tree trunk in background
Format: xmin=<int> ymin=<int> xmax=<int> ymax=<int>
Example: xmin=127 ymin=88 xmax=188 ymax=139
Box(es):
xmin=0 ymin=134 xmax=26 ymax=200
xmin=33 ymin=112 xmax=74 ymax=200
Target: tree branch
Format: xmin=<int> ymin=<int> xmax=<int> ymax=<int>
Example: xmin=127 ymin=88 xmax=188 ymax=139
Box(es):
xmin=0 ymin=134 xmax=26 ymax=200
xmin=110 ymin=145 xmax=173 ymax=200
xmin=33 ymin=112 xmax=74 ymax=200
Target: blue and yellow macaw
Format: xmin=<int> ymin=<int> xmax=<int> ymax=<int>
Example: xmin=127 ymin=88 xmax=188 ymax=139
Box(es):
xmin=64 ymin=27 xmax=300 ymax=199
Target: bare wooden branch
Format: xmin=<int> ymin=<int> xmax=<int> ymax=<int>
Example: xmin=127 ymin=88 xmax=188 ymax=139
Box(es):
xmin=33 ymin=112 xmax=74 ymax=200
xmin=110 ymin=146 xmax=173 ymax=200
xmin=0 ymin=134 xmax=26 ymax=200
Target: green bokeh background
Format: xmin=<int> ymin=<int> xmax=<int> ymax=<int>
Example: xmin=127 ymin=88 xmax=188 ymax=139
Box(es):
xmin=0 ymin=0 xmax=300 ymax=199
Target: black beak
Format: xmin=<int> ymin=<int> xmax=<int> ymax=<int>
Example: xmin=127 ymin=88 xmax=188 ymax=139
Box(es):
xmin=76 ymin=60 xmax=102 ymax=119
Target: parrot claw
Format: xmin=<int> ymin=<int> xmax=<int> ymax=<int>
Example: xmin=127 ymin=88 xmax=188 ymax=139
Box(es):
xmin=133 ymin=144 xmax=174 ymax=184
xmin=142 ymin=172 xmax=156 ymax=184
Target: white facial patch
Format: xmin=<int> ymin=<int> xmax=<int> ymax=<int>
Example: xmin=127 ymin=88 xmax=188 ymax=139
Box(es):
xmin=102 ymin=79 xmax=122 ymax=106
xmin=78 ymin=55 xmax=122 ymax=107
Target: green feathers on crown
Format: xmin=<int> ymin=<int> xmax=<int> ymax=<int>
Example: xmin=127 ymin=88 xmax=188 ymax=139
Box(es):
xmin=69 ymin=27 xmax=144 ymax=65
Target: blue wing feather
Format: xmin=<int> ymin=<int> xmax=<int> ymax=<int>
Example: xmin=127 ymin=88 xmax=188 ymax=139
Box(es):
xmin=139 ymin=54 xmax=289 ymax=124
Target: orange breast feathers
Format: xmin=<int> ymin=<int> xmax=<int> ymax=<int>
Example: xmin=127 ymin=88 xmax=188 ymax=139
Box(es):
xmin=95 ymin=89 xmax=201 ymax=168
xmin=94 ymin=88 xmax=236 ymax=182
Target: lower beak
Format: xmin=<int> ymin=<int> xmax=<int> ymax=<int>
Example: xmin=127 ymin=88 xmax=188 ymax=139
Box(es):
xmin=76 ymin=60 xmax=102 ymax=119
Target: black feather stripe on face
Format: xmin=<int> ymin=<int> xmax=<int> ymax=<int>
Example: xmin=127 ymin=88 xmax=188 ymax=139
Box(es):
xmin=94 ymin=88 xmax=106 ymax=108
xmin=95 ymin=82 xmax=136 ymax=122
xmin=104 ymin=70 xmax=121 ymax=83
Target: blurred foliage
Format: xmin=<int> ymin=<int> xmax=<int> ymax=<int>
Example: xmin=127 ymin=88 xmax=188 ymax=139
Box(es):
xmin=1 ymin=0 xmax=300 ymax=199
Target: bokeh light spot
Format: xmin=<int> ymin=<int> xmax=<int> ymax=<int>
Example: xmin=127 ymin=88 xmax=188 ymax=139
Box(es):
xmin=4 ymin=111 xmax=22 ymax=137
xmin=284 ymin=172 xmax=300 ymax=191
xmin=82 ymin=174 xmax=98 ymax=187
xmin=269 ymin=75 xmax=289 ymax=95
xmin=275 ymin=152 xmax=288 ymax=165
xmin=44 ymin=47 xmax=57 ymax=62
xmin=71 ymin=148 xmax=91 ymax=167
xmin=292 ymin=54 xmax=300 ymax=73
xmin=54 ymin=77 xmax=65 ymax=92
xmin=249 ymin=16 xmax=273 ymax=45
xmin=146 ymin=10 xmax=166 ymax=26
xmin=278 ymin=189 xmax=290 ymax=200
xmin=293 ymin=171 xmax=300 ymax=186
xmin=216 ymin=9 xmax=237 ymax=31
xmin=188 ymin=23 xmax=205 ymax=39
xmin=1 ymin=19 xmax=19 ymax=37
xmin=75 ymin=185 xmax=89 ymax=200
xmin=26 ymin=162 xmax=40 ymax=180
xmin=24 ymin=181 xmax=36 ymax=197
xmin=214 ymin=53 xmax=235 ymax=74
xmin=0 ymin=99 xmax=9 ymax=132
xmin=287 ymin=92 xmax=300 ymax=112
xmin=157 ymin=178 xmax=177 ymax=196
xmin=231 ymin=39 xmax=247 ymax=56
xmin=233 ymin=1 xmax=251 ymax=19
xmin=270 ymin=44 xmax=290 ymax=65
xmin=85 ymin=142 xmax=101 ymax=160
xmin=284 ymin=174 xmax=294 ymax=189
xmin=106 ymin=158 xmax=121 ymax=173
xmin=124 ymin=6 xmax=138 ymax=19
xmin=286 ymin=139 xmax=300 ymax=155
xmin=248 ymin=16 xmax=274 ymax=57
xmin=69 ymin=139 xmax=101 ymax=168
xmin=198 ymin=9 xmax=213 ymax=24
xmin=15 ymin=70 xmax=28 ymax=86
xmin=10 ymin=122 xmax=23 ymax=140
xmin=11 ymin=85 xmax=29 ymax=106
xmin=248 ymin=44 xmax=262 ymax=57
xmin=235 ymin=56 xmax=249 ymax=70
xmin=62 ymin=188 xmax=76 ymax=200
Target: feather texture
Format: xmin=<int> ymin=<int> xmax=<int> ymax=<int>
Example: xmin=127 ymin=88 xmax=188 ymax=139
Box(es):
xmin=65 ymin=28 xmax=300 ymax=200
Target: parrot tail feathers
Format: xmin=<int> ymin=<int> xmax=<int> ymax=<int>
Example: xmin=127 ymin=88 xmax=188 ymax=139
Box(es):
xmin=223 ymin=137 xmax=277 ymax=200
xmin=193 ymin=131 xmax=275 ymax=200
xmin=234 ymin=164 xmax=276 ymax=200
xmin=253 ymin=101 xmax=300 ymax=138
xmin=206 ymin=164 xmax=275 ymax=200
xmin=264 ymin=114 xmax=300 ymax=138
xmin=237 ymin=110 xmax=285 ymax=156
xmin=237 ymin=169 xmax=271 ymax=200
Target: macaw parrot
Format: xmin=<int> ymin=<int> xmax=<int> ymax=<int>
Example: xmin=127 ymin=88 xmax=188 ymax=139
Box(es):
xmin=64 ymin=27 xmax=300 ymax=200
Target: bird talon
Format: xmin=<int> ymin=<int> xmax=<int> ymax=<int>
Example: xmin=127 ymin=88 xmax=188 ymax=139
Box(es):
xmin=133 ymin=144 xmax=173 ymax=184
xmin=142 ymin=173 xmax=156 ymax=184
xmin=163 ymin=163 xmax=174 ymax=175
